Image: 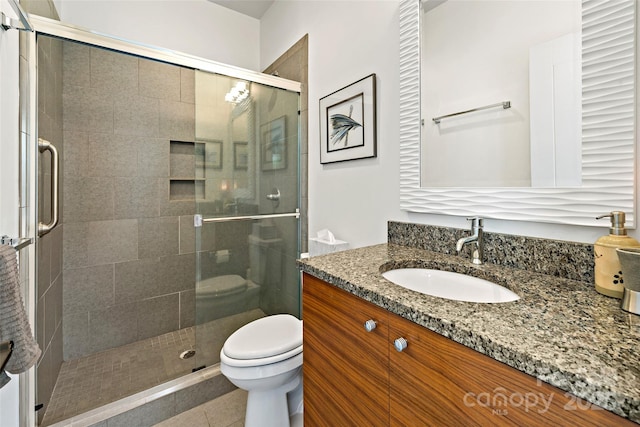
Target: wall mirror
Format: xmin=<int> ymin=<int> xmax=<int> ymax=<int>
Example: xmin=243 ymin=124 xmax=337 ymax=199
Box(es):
xmin=228 ymin=97 xmax=256 ymax=201
xmin=196 ymin=72 xmax=257 ymax=213
xmin=399 ymin=0 xmax=636 ymax=226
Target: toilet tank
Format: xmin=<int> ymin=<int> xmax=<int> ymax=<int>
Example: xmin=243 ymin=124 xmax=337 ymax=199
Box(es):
xmin=248 ymin=234 xmax=283 ymax=286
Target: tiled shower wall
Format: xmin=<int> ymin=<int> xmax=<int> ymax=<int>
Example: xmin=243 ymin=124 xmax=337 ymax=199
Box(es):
xmin=61 ymin=41 xmax=198 ymax=360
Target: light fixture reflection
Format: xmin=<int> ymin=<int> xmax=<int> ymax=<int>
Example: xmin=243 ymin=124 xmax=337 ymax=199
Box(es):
xmin=225 ymin=81 xmax=250 ymax=104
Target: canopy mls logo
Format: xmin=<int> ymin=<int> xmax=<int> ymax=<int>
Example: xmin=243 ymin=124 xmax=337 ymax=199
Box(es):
xmin=462 ymin=378 xmax=606 ymax=416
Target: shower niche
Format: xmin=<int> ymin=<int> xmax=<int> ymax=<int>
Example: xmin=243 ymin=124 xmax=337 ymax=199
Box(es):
xmin=169 ymin=140 xmax=206 ymax=201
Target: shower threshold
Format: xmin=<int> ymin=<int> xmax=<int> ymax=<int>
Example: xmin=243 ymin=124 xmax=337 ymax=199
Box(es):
xmin=44 ymin=364 xmax=222 ymax=427
xmin=41 ymin=309 xmax=264 ymax=426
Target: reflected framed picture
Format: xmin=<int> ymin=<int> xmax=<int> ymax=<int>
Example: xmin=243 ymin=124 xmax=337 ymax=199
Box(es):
xmin=205 ymin=140 xmax=223 ymax=169
xmin=234 ymin=141 xmax=248 ymax=170
xmin=319 ymin=73 xmax=376 ymax=164
xmin=261 ymin=116 xmax=287 ymax=171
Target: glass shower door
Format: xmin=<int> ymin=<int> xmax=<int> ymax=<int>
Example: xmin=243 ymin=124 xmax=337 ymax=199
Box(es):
xmin=193 ymin=70 xmax=300 ymax=369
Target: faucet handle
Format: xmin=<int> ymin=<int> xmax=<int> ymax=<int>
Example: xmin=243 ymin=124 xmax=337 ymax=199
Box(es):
xmin=466 ymin=217 xmax=484 ymax=229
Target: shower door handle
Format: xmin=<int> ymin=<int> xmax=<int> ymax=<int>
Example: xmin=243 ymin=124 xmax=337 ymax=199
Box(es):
xmin=38 ymin=138 xmax=59 ymax=237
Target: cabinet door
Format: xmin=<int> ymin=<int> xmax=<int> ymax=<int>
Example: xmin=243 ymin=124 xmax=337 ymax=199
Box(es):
xmin=389 ymin=313 xmax=634 ymax=426
xmin=303 ymin=274 xmax=390 ymax=426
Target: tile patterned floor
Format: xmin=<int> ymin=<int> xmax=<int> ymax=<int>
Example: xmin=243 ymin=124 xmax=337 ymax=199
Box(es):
xmin=154 ymin=388 xmax=247 ymax=427
xmin=41 ymin=309 xmax=264 ymax=426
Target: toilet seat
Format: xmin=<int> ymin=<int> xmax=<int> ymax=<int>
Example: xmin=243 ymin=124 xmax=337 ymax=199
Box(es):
xmin=221 ymin=314 xmax=302 ymax=367
xmin=197 ymin=275 xmax=248 ymax=297
xmin=221 ymin=345 xmax=302 ymax=367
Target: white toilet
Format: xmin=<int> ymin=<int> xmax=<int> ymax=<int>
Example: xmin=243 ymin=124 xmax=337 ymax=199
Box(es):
xmin=220 ymin=314 xmax=303 ymax=427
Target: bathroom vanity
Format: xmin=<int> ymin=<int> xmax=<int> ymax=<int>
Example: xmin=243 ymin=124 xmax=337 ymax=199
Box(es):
xmin=299 ymin=242 xmax=640 ymax=425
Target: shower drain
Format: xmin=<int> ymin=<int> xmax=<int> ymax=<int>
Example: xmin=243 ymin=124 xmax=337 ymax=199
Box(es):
xmin=180 ymin=350 xmax=196 ymax=359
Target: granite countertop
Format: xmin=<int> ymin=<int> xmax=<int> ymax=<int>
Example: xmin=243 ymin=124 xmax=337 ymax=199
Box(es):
xmin=298 ymin=243 xmax=640 ymax=423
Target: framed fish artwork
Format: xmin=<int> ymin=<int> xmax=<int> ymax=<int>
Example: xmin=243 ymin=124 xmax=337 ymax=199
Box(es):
xmin=319 ymin=74 xmax=377 ymax=164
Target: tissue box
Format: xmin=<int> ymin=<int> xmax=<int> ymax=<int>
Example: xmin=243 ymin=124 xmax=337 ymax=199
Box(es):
xmin=309 ymin=238 xmax=349 ymax=257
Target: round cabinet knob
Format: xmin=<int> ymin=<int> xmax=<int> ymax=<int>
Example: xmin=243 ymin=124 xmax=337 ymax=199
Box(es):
xmin=364 ymin=319 xmax=377 ymax=332
xmin=394 ymin=337 xmax=408 ymax=352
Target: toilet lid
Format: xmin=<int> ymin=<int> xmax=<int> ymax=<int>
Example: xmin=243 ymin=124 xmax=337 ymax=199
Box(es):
xmin=223 ymin=314 xmax=302 ymax=360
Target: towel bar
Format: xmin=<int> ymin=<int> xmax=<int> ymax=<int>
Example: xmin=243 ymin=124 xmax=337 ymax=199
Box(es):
xmin=432 ymin=101 xmax=511 ymax=124
xmin=0 ymin=236 xmax=34 ymax=251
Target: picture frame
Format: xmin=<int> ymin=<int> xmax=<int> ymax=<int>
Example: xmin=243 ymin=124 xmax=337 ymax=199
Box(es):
xmin=261 ymin=116 xmax=287 ymax=171
xmin=319 ymin=73 xmax=377 ymax=164
xmin=204 ymin=139 xmax=223 ymax=169
xmin=234 ymin=141 xmax=248 ymax=170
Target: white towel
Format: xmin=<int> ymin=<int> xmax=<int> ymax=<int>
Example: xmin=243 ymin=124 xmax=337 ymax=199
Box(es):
xmin=0 ymin=244 xmax=41 ymax=388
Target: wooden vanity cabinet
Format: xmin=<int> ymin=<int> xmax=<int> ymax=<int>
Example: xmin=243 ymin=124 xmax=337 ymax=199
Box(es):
xmin=388 ymin=314 xmax=633 ymax=426
xmin=303 ymin=273 xmax=390 ymax=426
xmin=303 ymin=274 xmax=634 ymax=426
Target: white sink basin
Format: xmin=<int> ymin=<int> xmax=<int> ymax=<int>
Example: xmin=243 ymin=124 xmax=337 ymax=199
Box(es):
xmin=381 ymin=268 xmax=519 ymax=303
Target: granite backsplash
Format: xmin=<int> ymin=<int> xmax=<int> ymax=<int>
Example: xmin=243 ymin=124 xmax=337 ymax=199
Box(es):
xmin=388 ymin=221 xmax=595 ymax=283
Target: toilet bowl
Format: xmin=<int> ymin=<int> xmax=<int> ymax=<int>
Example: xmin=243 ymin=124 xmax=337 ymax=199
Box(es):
xmin=220 ymin=314 xmax=303 ymax=427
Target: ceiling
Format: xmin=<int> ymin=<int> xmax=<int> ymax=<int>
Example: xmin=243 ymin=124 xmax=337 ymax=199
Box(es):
xmin=208 ymin=0 xmax=275 ymax=19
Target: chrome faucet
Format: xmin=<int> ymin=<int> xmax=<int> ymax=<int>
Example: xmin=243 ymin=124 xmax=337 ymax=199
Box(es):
xmin=456 ymin=217 xmax=484 ymax=265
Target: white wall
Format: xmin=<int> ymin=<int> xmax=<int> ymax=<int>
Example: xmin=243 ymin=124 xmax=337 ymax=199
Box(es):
xmin=59 ymin=0 xmax=261 ymax=70
xmin=0 ymin=0 xmax=21 ymax=423
xmin=261 ymin=0 xmax=630 ymax=248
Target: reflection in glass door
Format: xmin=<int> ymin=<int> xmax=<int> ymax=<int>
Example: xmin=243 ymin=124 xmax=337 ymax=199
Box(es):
xmin=193 ymin=71 xmax=300 ymax=369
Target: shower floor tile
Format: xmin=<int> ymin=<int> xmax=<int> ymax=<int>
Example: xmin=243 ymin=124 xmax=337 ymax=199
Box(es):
xmin=41 ymin=309 xmax=265 ymax=426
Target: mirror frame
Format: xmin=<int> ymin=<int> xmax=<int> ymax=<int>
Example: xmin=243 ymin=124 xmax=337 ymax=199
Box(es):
xmin=398 ymin=0 xmax=636 ymax=227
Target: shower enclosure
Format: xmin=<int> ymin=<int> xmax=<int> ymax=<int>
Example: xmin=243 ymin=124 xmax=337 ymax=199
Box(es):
xmin=25 ymin=16 xmax=301 ymax=426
